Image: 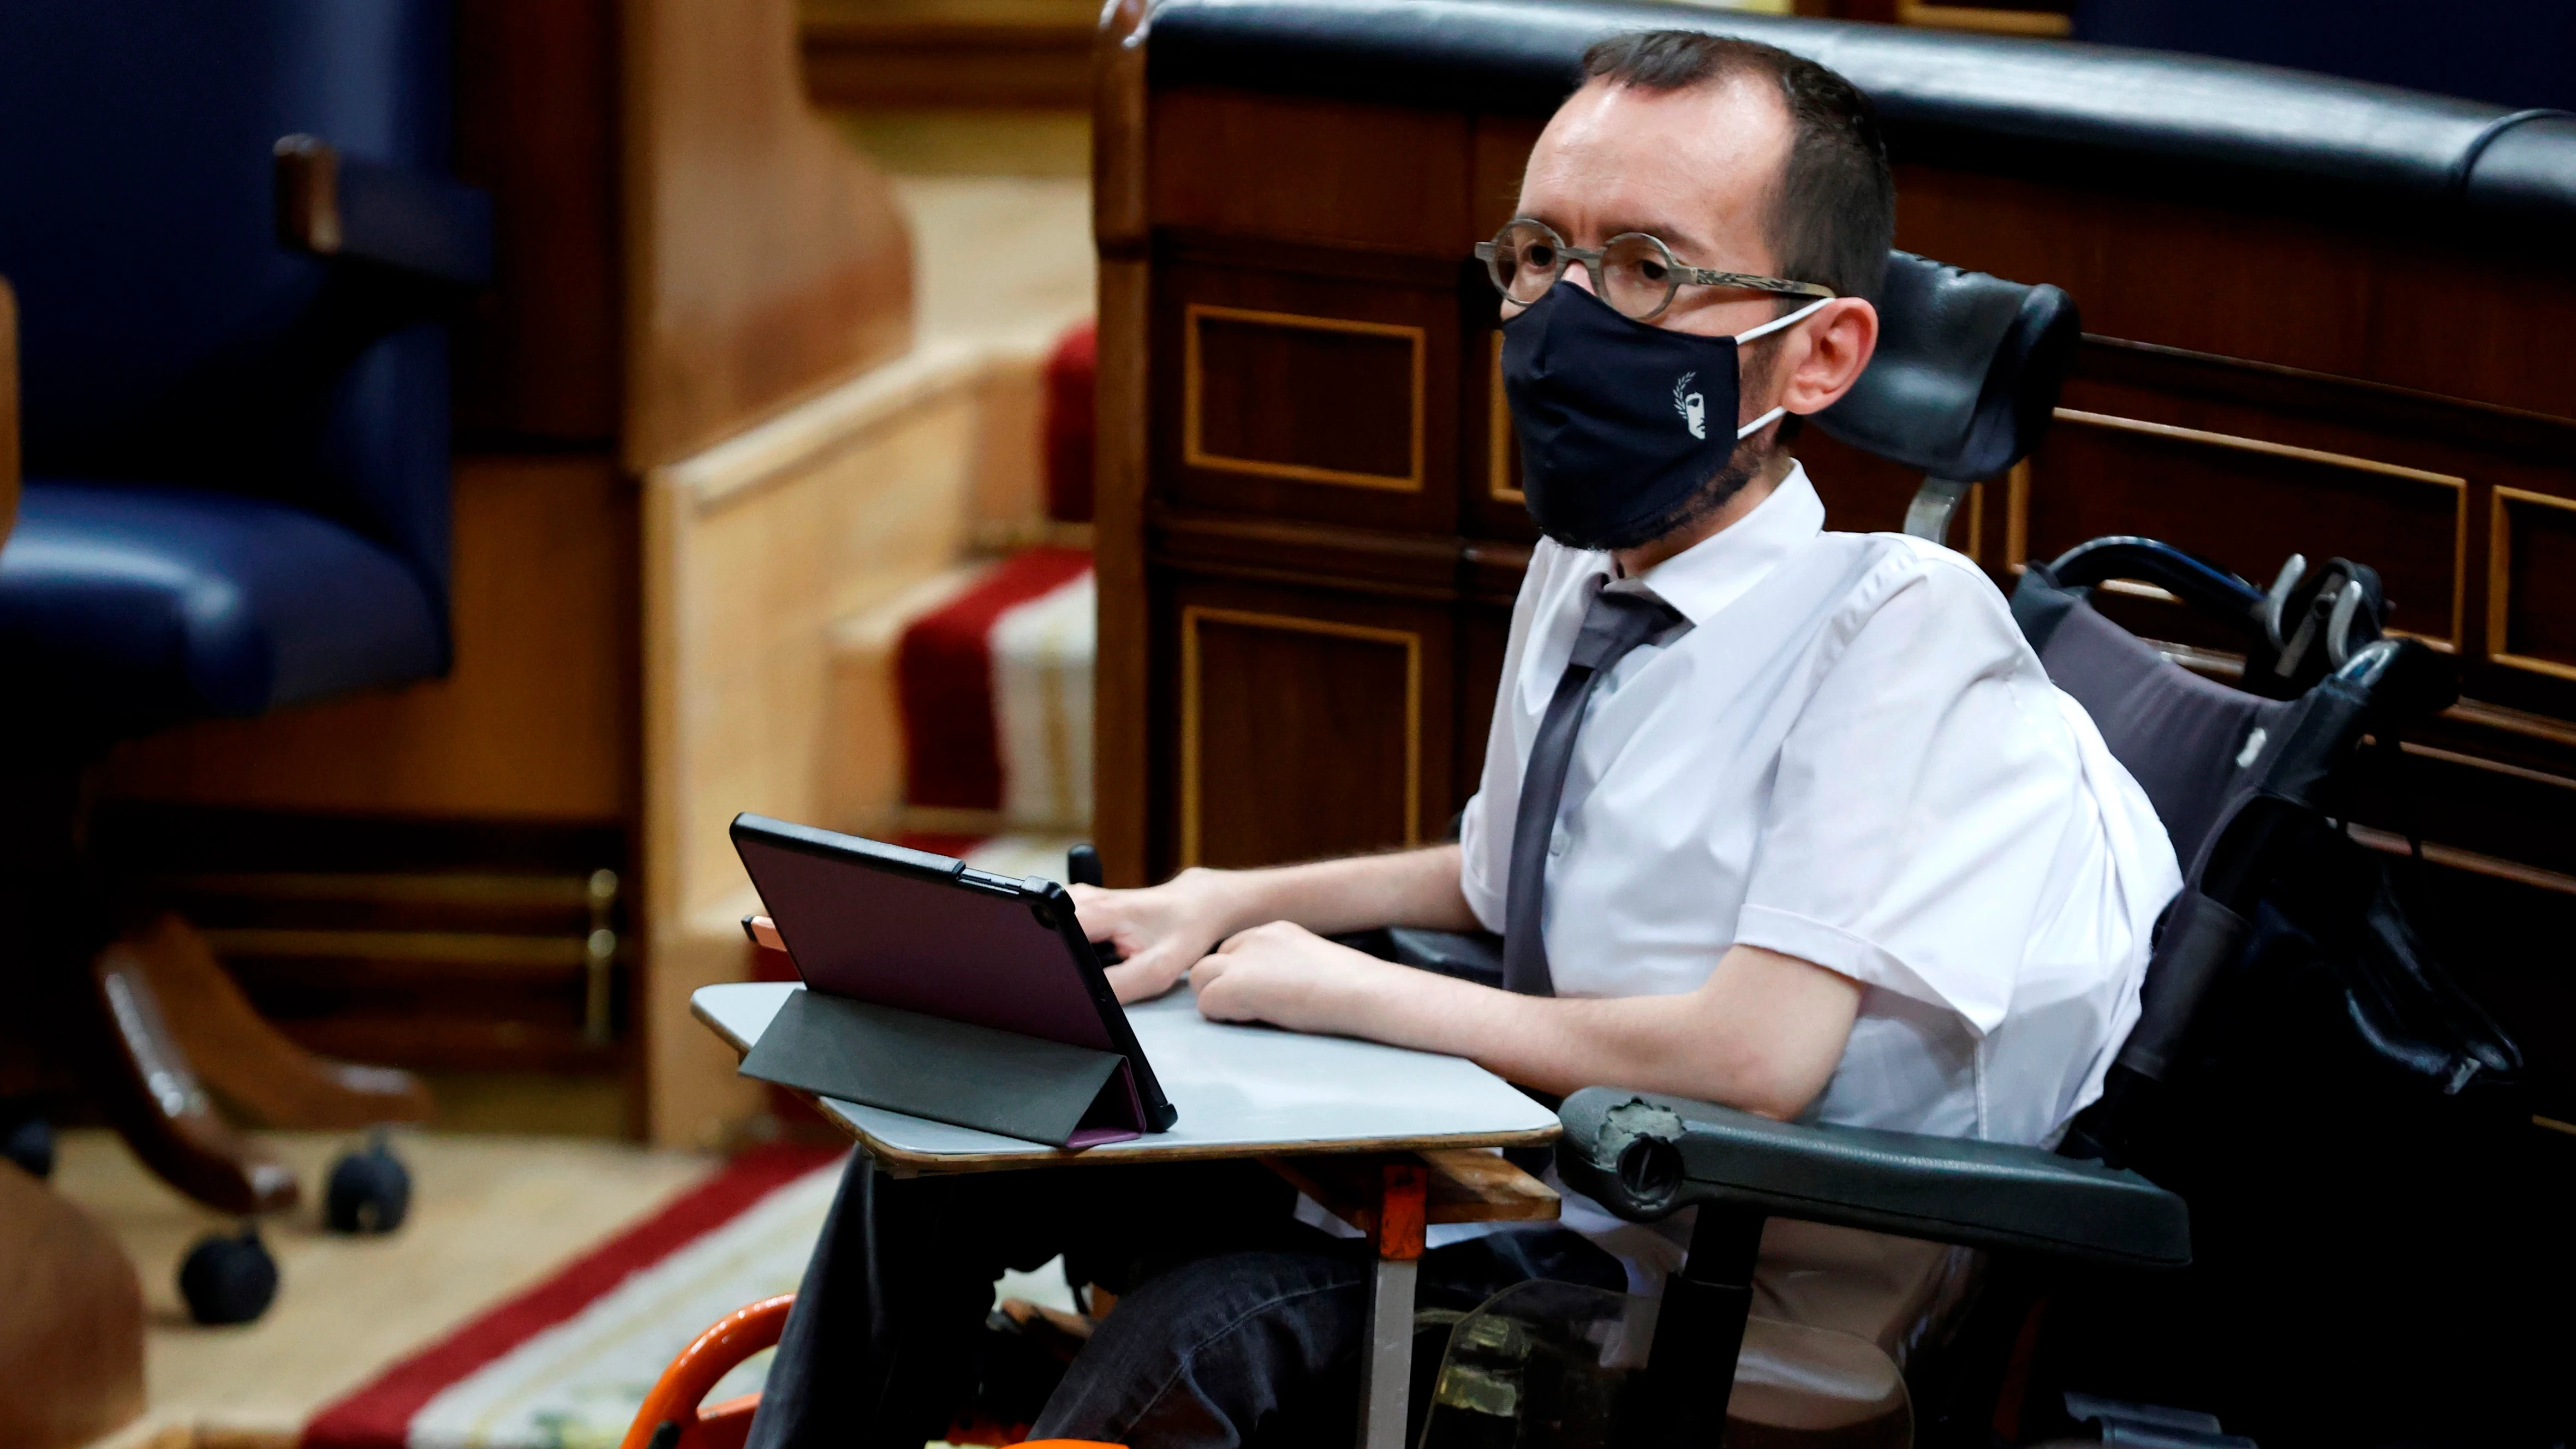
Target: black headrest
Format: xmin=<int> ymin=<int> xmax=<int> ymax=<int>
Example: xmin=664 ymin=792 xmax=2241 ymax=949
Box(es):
xmin=1813 ymin=252 xmax=2079 ymax=481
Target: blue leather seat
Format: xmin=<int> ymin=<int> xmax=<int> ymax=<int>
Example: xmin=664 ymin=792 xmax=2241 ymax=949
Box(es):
xmin=0 ymin=0 xmax=487 ymax=740
xmin=0 ymin=484 xmax=444 ymax=726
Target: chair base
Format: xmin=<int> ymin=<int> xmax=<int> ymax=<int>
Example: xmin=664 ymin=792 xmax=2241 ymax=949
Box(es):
xmin=120 ymin=912 xmax=434 ymax=1130
xmin=3 ymin=761 xmax=430 ymax=1216
xmin=87 ymin=941 xmax=301 ymax=1217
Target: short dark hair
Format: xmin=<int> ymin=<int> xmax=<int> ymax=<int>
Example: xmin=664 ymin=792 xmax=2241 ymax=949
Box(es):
xmin=1580 ymin=31 xmax=1895 ymax=304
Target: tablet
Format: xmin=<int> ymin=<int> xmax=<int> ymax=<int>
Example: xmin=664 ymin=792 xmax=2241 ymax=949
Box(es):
xmin=729 ymin=813 xmax=1177 ymax=1132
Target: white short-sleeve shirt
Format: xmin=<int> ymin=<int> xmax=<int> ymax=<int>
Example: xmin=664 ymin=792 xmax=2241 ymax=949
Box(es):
xmin=1458 ymin=464 xmax=2182 ymax=1152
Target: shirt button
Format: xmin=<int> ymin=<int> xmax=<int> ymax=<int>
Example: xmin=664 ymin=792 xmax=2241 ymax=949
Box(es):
xmin=1548 ymin=828 xmax=1570 ymax=857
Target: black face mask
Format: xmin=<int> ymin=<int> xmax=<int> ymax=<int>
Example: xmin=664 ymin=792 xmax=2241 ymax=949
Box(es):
xmin=1500 ymin=282 xmax=1826 ymax=550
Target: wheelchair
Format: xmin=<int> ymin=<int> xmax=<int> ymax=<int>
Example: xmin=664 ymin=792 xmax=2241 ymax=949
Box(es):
xmin=1412 ymin=527 xmax=2526 ymax=1449
xmin=1406 ymin=262 xmax=2535 ymax=1447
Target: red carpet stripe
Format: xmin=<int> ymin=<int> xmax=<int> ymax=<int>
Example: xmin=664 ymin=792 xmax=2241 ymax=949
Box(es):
xmin=302 ymin=1144 xmax=846 ymax=1449
xmin=897 ymin=546 xmax=1094 ymax=812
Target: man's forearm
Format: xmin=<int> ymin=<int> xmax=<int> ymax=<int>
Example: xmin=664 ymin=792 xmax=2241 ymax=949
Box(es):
xmin=1262 ymin=941 xmax=1859 ymax=1118
xmin=1200 ymin=844 xmax=1482 ymax=940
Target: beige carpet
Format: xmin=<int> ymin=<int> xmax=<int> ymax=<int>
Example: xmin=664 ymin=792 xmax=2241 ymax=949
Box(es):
xmin=55 ymin=1130 xmax=715 ymax=1448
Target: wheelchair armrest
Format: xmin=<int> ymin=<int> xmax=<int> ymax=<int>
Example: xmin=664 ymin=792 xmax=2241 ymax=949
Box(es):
xmin=1556 ymin=1088 xmax=2190 ymax=1271
xmin=275 ymin=136 xmax=494 ymax=288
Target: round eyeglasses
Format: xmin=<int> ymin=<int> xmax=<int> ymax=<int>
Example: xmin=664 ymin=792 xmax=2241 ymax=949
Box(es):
xmin=1474 ymin=218 xmax=1834 ymax=322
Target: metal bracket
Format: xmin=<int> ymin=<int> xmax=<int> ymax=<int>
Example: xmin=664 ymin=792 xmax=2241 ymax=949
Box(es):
xmin=1902 ymin=476 xmax=1975 ymax=547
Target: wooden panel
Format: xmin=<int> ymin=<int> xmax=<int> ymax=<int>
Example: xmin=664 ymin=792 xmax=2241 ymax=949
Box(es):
xmin=1469 ymin=115 xmax=1546 ymax=242
xmin=1186 ymin=305 xmax=1424 ymax=491
xmin=1148 ymin=88 xmax=1474 ymax=257
xmin=623 ymin=0 xmax=916 ymax=470
xmin=640 ymin=348 xmax=1031 ymax=1145
xmin=800 ymin=0 xmax=1095 ymax=108
xmin=1150 ymin=510 xmax=1464 ymax=598
xmin=1892 ymin=165 xmax=2576 ymax=426
xmin=102 ymin=456 xmax=639 ymax=821
xmin=1182 ymin=607 xmax=1418 ymax=867
xmin=2357 ymin=744 xmax=2576 ymax=883
xmin=2490 ymin=488 xmax=2576 ymax=681
xmin=454 ymin=0 xmax=621 ymax=443
xmin=1462 ymin=325 xmax=1540 ymax=544
xmin=2020 ymin=409 xmax=2467 ymax=648
xmin=1091 ymin=0 xmax=1154 ymax=885
xmin=1166 ymin=582 xmax=1454 ymax=873
xmin=1155 ymin=258 xmax=1460 ymax=532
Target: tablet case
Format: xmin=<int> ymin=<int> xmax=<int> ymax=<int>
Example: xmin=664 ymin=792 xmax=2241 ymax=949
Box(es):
xmin=740 ymin=987 xmax=1148 ymax=1148
xmin=728 ymin=816 xmax=1178 ymax=1142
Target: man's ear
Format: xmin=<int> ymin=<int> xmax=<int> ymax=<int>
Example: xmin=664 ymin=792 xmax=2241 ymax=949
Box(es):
xmin=1778 ymin=297 xmax=1878 ymax=418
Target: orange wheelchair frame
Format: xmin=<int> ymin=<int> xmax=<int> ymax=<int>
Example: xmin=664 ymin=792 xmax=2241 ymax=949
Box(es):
xmin=615 ymin=1292 xmax=1119 ymax=1449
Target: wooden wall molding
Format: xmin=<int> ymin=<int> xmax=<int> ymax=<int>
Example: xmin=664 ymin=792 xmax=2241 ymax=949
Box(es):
xmin=1179 ymin=605 xmax=1423 ymax=867
xmin=802 ymin=7 xmax=1094 ymax=110
xmin=2036 ymin=406 xmax=2471 ymax=649
xmin=2077 ymin=336 xmax=2576 ymax=463
xmin=1487 ymin=333 xmax=1522 ymax=505
xmin=1182 ymin=303 xmax=1427 ymax=492
xmin=2347 ymin=823 xmax=2576 ymax=900
xmin=2488 ymin=486 xmax=2576 ymax=682
xmin=2053 ymin=408 xmax=2472 ymax=490
xmin=1152 ymin=509 xmax=1465 ymax=595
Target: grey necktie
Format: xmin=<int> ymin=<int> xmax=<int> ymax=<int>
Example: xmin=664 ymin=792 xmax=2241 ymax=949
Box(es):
xmin=1502 ymin=581 xmax=1687 ymax=996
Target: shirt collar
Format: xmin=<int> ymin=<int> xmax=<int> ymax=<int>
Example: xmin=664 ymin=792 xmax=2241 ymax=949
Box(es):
xmin=1622 ymin=462 xmax=1827 ymax=625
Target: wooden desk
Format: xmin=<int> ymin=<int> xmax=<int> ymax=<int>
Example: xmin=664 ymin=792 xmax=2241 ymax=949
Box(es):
xmin=691 ymin=980 xmax=1561 ymax=1448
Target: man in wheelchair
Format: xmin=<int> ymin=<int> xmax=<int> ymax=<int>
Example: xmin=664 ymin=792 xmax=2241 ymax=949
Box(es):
xmin=745 ymin=33 xmax=2181 ymax=1448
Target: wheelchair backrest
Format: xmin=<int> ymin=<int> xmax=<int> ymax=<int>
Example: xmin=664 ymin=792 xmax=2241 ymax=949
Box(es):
xmin=2011 ymin=567 xmax=2298 ymax=880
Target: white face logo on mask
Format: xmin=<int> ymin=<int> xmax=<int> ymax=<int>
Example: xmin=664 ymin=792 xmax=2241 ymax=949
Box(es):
xmin=1673 ymin=373 xmax=1706 ymax=440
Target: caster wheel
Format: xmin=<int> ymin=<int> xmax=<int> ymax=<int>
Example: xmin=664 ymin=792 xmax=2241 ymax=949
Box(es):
xmin=0 ymin=1113 xmax=54 ymax=1180
xmin=180 ymin=1225 xmax=278 ymax=1325
xmin=326 ymin=1132 xmax=412 ymax=1235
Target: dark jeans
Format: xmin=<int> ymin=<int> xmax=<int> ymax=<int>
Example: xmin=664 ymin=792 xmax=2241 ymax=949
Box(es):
xmin=744 ymin=1153 xmax=1624 ymax=1449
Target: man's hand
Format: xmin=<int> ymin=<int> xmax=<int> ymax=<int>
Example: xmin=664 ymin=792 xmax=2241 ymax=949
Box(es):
xmin=1190 ymin=921 xmax=1405 ymax=1034
xmin=1066 ymin=845 xmax=1480 ymax=1005
xmin=1069 ymin=868 xmax=1244 ymax=1003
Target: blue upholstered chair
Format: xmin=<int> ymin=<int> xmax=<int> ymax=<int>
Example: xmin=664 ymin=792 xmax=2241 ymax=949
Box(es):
xmin=0 ymin=0 xmax=491 ymax=1224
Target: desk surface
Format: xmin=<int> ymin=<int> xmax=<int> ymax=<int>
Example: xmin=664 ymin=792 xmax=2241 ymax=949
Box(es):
xmin=693 ymin=982 xmax=1560 ymax=1173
